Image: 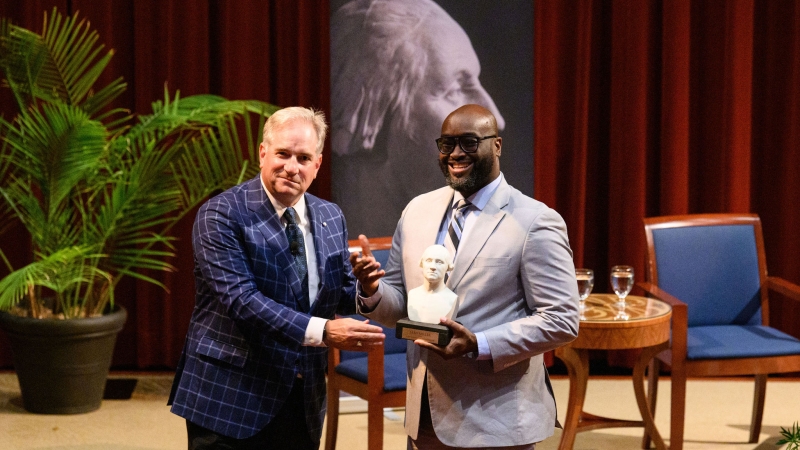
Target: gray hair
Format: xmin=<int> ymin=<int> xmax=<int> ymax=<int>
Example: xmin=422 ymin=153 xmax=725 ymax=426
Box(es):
xmin=331 ymin=0 xmax=447 ymax=156
xmin=262 ymin=106 xmax=328 ymax=154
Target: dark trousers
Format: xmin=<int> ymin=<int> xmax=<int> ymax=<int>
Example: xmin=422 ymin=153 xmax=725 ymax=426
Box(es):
xmin=187 ymin=377 xmax=316 ymax=450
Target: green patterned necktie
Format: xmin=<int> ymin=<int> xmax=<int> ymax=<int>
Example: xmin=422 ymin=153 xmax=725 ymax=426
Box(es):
xmin=284 ymin=207 xmax=309 ymax=303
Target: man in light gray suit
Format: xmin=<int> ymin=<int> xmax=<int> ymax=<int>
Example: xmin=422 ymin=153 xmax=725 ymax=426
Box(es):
xmin=352 ymin=104 xmax=580 ymax=449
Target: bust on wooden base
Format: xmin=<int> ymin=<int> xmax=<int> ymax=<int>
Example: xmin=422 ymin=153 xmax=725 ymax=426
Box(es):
xmin=395 ymin=245 xmax=457 ymax=346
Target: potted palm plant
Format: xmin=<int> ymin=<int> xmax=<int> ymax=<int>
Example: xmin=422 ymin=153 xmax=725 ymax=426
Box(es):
xmin=0 ymin=9 xmax=278 ymax=413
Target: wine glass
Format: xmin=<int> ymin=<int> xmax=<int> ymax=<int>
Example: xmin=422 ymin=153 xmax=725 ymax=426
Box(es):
xmin=575 ymin=269 xmax=594 ymax=320
xmin=610 ymin=265 xmax=634 ymax=320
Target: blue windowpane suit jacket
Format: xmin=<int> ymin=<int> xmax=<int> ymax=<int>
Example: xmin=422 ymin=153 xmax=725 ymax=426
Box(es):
xmin=169 ymin=176 xmax=358 ymax=442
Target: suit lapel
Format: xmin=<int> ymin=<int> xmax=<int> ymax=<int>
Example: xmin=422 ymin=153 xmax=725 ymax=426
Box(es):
xmin=245 ymin=178 xmax=310 ymax=312
xmin=403 ymin=187 xmax=454 ymax=291
xmin=447 ymin=178 xmax=510 ymax=290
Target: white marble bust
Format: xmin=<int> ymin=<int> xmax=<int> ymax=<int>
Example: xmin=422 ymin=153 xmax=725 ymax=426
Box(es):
xmin=407 ymin=245 xmax=458 ymax=323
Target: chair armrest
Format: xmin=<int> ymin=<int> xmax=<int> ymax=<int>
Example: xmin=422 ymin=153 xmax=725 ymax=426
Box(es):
xmin=637 ymin=282 xmax=688 ymax=363
xmin=766 ymin=276 xmax=800 ymax=303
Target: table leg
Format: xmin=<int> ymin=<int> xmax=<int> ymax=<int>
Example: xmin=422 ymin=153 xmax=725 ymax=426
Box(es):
xmin=632 ymin=342 xmax=669 ymax=450
xmin=555 ymin=346 xmax=589 ymax=450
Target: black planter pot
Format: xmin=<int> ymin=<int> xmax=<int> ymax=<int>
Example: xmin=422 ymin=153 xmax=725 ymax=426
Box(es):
xmin=0 ymin=306 xmax=127 ymax=414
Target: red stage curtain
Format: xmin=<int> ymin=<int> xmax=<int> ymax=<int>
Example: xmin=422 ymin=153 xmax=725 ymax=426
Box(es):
xmin=1 ymin=0 xmax=799 ymax=370
xmin=535 ymin=0 xmax=800 ymax=366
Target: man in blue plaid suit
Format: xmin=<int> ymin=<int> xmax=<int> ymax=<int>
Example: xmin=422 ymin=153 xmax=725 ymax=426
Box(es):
xmin=169 ymin=107 xmax=385 ymax=449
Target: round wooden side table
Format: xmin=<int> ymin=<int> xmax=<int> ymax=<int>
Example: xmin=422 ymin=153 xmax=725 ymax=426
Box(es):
xmin=555 ymin=294 xmax=672 ymax=450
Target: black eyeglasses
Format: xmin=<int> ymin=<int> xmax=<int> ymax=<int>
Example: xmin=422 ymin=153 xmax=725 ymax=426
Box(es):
xmin=435 ymin=135 xmax=497 ymax=155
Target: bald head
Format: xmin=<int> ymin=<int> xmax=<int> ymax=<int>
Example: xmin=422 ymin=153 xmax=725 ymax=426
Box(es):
xmin=442 ymin=104 xmax=499 ymax=136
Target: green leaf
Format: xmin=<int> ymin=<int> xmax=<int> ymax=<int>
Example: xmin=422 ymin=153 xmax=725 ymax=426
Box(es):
xmin=777 ymin=422 xmax=800 ymax=450
xmin=0 ymin=246 xmax=107 ymax=310
xmin=2 ymin=102 xmax=106 ymax=215
xmin=0 ymin=9 xmax=126 ymax=114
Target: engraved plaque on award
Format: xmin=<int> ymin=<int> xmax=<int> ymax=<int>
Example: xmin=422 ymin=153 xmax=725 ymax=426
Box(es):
xmin=396 ymin=318 xmax=453 ymax=346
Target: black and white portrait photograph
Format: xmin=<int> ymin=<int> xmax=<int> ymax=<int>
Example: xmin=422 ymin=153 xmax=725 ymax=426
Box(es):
xmin=330 ymin=0 xmax=533 ymax=237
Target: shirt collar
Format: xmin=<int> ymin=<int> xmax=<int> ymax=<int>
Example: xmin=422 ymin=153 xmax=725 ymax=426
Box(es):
xmin=261 ymin=177 xmax=308 ymax=226
xmin=453 ymin=173 xmax=503 ymax=212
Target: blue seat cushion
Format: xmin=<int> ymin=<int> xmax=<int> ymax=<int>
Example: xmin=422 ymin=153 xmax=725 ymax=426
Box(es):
xmin=334 ymin=353 xmax=407 ymax=392
xmin=687 ymin=325 xmax=800 ymax=360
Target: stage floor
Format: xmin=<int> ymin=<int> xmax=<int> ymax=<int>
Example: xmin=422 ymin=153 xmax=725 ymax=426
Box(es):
xmin=0 ymin=372 xmax=797 ymax=449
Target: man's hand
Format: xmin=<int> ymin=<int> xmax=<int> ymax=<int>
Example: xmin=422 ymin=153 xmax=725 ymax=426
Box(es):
xmin=415 ymin=318 xmax=478 ymax=360
xmin=349 ymin=234 xmax=385 ymax=297
xmin=324 ymin=317 xmax=385 ymax=351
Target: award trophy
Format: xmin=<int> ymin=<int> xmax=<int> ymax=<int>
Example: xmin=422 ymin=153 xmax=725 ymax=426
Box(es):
xmin=396 ymin=245 xmax=457 ymax=346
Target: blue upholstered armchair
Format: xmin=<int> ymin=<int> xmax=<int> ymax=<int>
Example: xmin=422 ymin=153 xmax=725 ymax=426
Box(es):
xmin=640 ymin=214 xmax=800 ymax=450
xmin=325 ymin=237 xmax=406 ymax=450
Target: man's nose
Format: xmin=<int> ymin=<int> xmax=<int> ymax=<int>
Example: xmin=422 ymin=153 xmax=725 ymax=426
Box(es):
xmin=449 ymin=149 xmax=464 ymax=158
xmin=284 ymin=158 xmax=299 ymax=174
xmin=449 ymin=141 xmax=468 ymax=158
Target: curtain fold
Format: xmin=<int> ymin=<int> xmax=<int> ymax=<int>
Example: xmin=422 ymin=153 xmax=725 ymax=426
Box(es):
xmin=607 ymin=0 xmax=654 ymax=274
xmin=659 ymin=0 xmax=691 ymax=214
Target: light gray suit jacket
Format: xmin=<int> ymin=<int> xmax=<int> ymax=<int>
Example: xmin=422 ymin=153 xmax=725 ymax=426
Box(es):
xmin=360 ymin=176 xmax=580 ymax=447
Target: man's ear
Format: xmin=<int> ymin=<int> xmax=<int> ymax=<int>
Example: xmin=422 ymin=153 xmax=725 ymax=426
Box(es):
xmin=258 ymin=142 xmax=268 ymax=167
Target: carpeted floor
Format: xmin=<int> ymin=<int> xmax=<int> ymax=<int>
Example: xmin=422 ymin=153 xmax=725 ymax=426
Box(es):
xmin=0 ymin=371 xmax=797 ymax=449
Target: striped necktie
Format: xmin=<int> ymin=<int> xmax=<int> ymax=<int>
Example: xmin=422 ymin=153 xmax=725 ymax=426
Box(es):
xmin=284 ymin=207 xmax=309 ymax=303
xmin=444 ymin=198 xmax=471 ymax=259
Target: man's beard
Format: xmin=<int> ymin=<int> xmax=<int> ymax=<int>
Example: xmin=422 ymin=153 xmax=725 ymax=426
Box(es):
xmin=439 ymin=155 xmax=494 ymax=195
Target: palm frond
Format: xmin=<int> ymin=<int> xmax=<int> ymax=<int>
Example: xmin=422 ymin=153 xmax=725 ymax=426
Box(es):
xmin=0 ymin=8 xmax=126 ymax=115
xmin=0 ymin=14 xmax=52 ymax=105
xmin=2 ymin=101 xmax=106 ymax=218
xmin=777 ymin=422 xmax=800 ymax=450
xmin=0 ymin=179 xmax=80 ymax=255
xmin=116 ymin=91 xmax=270 ymax=211
xmin=0 ymin=132 xmax=17 ymax=237
xmin=0 ymin=246 xmax=108 ymax=314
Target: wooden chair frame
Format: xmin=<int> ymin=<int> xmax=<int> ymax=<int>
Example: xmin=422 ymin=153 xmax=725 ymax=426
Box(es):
xmin=640 ymin=214 xmax=800 ymax=450
xmin=325 ymin=237 xmax=406 ymax=450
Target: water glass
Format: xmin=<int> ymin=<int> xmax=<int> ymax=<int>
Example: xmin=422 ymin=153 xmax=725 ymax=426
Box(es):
xmin=610 ymin=265 xmax=634 ymax=320
xmin=575 ymin=268 xmax=594 ymax=320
